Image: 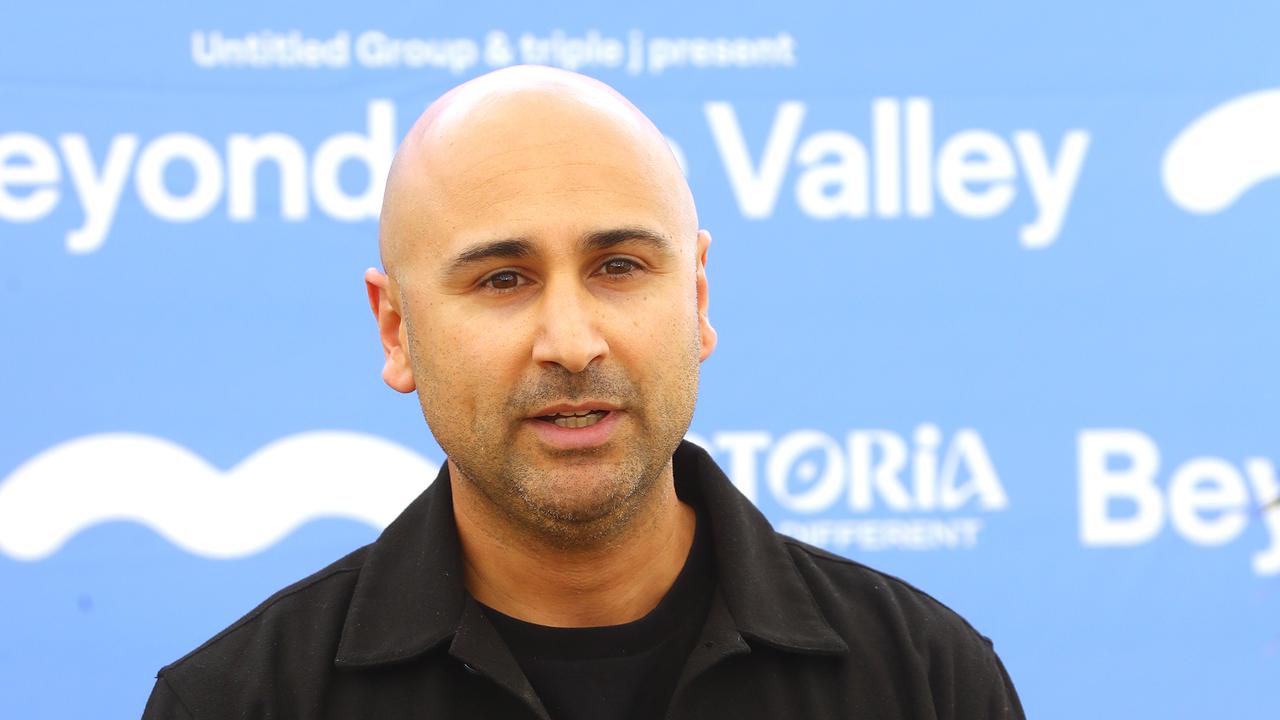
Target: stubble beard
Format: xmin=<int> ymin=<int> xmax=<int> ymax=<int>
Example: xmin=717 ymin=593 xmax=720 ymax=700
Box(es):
xmin=407 ymin=316 xmax=702 ymax=550
xmin=452 ymin=440 xmax=665 ymax=550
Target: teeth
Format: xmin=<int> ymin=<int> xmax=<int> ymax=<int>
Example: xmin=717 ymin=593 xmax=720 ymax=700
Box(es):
xmin=551 ymin=411 xmax=605 ymax=429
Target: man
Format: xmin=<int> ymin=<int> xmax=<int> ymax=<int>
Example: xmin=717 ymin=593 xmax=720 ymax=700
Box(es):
xmin=142 ymin=66 xmax=1024 ymax=719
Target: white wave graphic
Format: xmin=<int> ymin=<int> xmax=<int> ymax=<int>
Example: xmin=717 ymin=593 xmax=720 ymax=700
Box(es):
xmin=1162 ymin=88 xmax=1280 ymax=214
xmin=0 ymin=432 xmax=439 ymax=561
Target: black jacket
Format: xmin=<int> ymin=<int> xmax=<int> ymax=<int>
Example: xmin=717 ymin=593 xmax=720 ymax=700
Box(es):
xmin=143 ymin=441 xmax=1025 ymax=719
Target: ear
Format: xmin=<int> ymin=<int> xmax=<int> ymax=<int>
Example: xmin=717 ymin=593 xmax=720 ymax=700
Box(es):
xmin=364 ymin=267 xmax=417 ymax=393
xmin=694 ymin=229 xmax=717 ymax=362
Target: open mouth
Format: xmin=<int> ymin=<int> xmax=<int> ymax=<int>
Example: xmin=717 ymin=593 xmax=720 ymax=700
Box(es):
xmin=535 ymin=409 xmax=610 ymax=429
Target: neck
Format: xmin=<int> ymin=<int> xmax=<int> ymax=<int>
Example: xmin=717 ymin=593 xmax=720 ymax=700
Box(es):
xmin=450 ymin=460 xmax=697 ymax=628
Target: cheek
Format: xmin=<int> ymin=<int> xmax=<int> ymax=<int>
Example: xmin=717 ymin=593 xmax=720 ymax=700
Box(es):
xmin=415 ymin=313 xmax=528 ymax=409
xmin=615 ymin=293 xmax=699 ymax=378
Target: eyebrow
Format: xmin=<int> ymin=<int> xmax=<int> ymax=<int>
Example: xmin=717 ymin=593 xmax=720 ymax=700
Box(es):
xmin=443 ymin=238 xmax=535 ymax=279
xmin=440 ymin=226 xmax=677 ymax=281
xmin=580 ymin=226 xmax=676 ymax=256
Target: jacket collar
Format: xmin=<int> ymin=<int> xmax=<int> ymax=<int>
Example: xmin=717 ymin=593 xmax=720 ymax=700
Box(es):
xmin=672 ymin=441 xmax=848 ymax=656
xmin=334 ymin=440 xmax=846 ymax=667
xmin=333 ymin=468 xmax=464 ymax=667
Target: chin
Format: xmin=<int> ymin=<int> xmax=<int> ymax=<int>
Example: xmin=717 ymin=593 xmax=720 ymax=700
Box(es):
xmin=520 ymin=469 xmax=649 ymax=525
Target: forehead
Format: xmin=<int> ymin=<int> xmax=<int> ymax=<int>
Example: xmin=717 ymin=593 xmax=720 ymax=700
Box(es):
xmin=400 ymin=91 xmax=691 ymax=263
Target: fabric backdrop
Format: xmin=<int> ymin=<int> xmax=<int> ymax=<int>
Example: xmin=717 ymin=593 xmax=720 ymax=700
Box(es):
xmin=1 ymin=2 xmax=1277 ymax=717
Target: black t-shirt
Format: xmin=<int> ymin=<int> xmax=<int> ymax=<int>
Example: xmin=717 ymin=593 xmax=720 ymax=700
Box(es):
xmin=480 ymin=509 xmax=715 ymax=720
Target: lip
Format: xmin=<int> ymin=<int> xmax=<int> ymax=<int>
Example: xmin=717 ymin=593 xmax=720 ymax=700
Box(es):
xmin=527 ymin=401 xmax=621 ymax=419
xmin=524 ymin=409 xmax=623 ymax=451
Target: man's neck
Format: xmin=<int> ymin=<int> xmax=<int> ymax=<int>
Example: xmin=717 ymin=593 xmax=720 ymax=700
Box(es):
xmin=450 ymin=463 xmax=697 ymax=628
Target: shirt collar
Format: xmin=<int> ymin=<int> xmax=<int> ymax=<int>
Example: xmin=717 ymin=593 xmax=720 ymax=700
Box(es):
xmin=333 ymin=440 xmax=846 ymax=667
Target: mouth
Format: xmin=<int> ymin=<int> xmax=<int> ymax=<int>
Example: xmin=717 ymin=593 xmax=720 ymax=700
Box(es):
xmin=534 ymin=409 xmax=611 ymax=429
xmin=525 ymin=403 xmax=623 ymax=450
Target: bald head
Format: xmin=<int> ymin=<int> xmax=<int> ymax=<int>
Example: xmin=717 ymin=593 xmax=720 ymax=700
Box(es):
xmin=378 ymin=66 xmax=697 ymax=282
xmin=363 ymin=66 xmax=717 ymax=554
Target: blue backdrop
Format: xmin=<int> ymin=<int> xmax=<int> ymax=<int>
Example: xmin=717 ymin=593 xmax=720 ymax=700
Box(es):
xmin=2 ymin=2 xmax=1278 ymax=717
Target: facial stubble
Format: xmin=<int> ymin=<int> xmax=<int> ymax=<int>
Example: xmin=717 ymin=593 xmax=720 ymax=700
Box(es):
xmin=404 ymin=309 xmax=703 ymax=549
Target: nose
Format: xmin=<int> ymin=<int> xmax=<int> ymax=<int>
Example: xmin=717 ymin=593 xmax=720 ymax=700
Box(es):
xmin=530 ymin=279 xmax=609 ymax=373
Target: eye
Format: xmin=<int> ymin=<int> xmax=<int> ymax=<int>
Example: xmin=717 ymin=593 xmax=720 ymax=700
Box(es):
xmin=482 ymin=270 xmax=524 ymax=293
xmin=600 ymin=258 xmax=641 ymax=277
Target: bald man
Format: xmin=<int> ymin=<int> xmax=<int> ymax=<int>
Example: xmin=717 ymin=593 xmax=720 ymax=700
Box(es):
xmin=142 ymin=67 xmax=1024 ymax=720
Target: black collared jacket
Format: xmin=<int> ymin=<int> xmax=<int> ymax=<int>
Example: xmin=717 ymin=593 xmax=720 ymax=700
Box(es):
xmin=142 ymin=441 xmax=1025 ymax=719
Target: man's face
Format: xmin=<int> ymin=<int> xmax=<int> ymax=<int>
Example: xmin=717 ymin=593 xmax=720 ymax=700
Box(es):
xmin=372 ymin=88 xmax=715 ymax=542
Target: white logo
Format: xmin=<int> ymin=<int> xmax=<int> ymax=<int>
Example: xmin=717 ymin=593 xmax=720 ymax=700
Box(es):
xmin=705 ymin=99 xmax=1091 ymax=249
xmin=1162 ymin=88 xmax=1280 ymax=214
xmin=688 ymin=425 xmax=1008 ymax=552
xmin=2 ymin=97 xmax=1093 ymax=253
xmin=1078 ymin=429 xmax=1280 ymax=576
xmin=0 ymin=101 xmax=395 ymax=255
xmin=0 ymin=432 xmax=437 ymax=561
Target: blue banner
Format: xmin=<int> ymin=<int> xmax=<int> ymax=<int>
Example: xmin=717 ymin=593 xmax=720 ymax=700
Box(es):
xmin=2 ymin=2 xmax=1277 ymax=717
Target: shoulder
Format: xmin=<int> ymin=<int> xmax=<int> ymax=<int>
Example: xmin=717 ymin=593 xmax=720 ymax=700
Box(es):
xmin=163 ymin=545 xmax=369 ymax=672
xmin=778 ymin=534 xmax=1024 ymax=717
xmin=780 ymin=534 xmax=991 ymax=647
xmin=151 ymin=545 xmax=371 ymax=715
